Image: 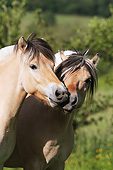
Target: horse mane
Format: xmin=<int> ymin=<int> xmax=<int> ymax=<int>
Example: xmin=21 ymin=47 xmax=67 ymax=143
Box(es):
xmin=55 ymin=50 xmax=98 ymax=98
xmin=14 ymin=33 xmax=54 ymax=62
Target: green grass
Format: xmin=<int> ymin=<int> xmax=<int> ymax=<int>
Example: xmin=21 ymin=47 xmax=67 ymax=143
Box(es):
xmin=20 ymin=12 xmax=92 ymax=40
xmin=97 ymin=61 xmax=113 ymax=95
xmin=20 ymin=12 xmax=36 ymax=35
xmin=52 ymin=14 xmax=92 ymax=41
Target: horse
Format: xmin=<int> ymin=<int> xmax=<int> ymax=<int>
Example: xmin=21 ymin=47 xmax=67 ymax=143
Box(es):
xmin=4 ymin=50 xmax=99 ymax=170
xmin=0 ymin=33 xmax=69 ymax=169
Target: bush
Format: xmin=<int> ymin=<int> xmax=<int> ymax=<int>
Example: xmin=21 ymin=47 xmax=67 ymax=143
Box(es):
xmin=73 ymin=94 xmax=113 ymax=130
xmin=0 ymin=0 xmax=26 ymax=48
xmin=43 ymin=11 xmax=56 ymax=25
xmin=67 ymin=5 xmax=113 ymax=65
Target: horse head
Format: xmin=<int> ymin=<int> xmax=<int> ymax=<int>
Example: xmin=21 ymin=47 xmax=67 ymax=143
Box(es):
xmin=15 ymin=33 xmax=69 ymax=107
xmin=55 ymin=50 xmax=99 ymax=113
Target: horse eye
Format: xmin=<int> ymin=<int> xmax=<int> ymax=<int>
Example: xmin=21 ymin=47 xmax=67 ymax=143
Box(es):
xmin=30 ymin=64 xmax=37 ymax=70
xmin=85 ymin=78 xmax=91 ymax=84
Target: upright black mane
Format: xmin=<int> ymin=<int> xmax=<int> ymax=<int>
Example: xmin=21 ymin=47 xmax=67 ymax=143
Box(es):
xmin=15 ymin=33 xmax=54 ymax=62
xmin=55 ymin=51 xmax=98 ymax=98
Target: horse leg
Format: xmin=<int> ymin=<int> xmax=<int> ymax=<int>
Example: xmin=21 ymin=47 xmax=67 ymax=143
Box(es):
xmin=0 ymin=164 xmax=3 ymax=170
xmin=46 ymin=162 xmax=65 ymax=170
xmin=56 ymin=163 xmax=65 ymax=170
xmin=24 ymin=163 xmax=45 ymax=170
xmin=23 ymin=158 xmax=46 ymax=170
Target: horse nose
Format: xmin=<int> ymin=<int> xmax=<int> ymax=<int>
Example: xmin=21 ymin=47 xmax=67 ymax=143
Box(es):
xmin=71 ymin=96 xmax=78 ymax=106
xmin=62 ymin=94 xmax=78 ymax=113
xmin=55 ymin=89 xmax=69 ymax=102
xmin=55 ymin=90 xmax=64 ymax=100
xmin=47 ymin=83 xmax=69 ymax=107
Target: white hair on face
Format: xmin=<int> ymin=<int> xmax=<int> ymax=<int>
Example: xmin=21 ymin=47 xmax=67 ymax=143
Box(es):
xmin=54 ymin=50 xmax=76 ymax=69
xmin=63 ymin=50 xmax=76 ymax=56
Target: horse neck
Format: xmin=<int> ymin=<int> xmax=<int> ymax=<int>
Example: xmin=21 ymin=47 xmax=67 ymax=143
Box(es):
xmin=33 ymin=91 xmax=51 ymax=106
xmin=33 ymin=96 xmax=74 ymax=134
xmin=45 ymin=106 xmax=74 ymax=139
xmin=54 ymin=109 xmax=73 ymax=133
xmin=0 ymin=45 xmax=26 ymax=130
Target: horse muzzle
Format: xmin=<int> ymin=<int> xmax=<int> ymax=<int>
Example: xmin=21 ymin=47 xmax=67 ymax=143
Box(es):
xmin=47 ymin=83 xmax=70 ymax=107
xmin=62 ymin=94 xmax=78 ymax=114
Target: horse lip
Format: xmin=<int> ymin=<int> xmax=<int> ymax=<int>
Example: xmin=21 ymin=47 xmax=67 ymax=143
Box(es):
xmin=50 ymin=95 xmax=69 ymax=107
xmin=63 ymin=108 xmax=73 ymax=114
xmin=57 ymin=96 xmax=69 ymax=107
xmin=63 ymin=104 xmax=76 ymax=114
xmin=49 ymin=97 xmax=58 ymax=106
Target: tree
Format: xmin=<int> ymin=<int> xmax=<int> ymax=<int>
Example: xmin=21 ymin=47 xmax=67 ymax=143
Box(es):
xmin=27 ymin=0 xmax=112 ymax=17
xmin=67 ymin=5 xmax=113 ymax=65
xmin=0 ymin=0 xmax=26 ymax=48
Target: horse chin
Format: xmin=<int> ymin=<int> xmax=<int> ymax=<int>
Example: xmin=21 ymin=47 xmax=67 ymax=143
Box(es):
xmin=62 ymin=104 xmax=75 ymax=114
xmin=63 ymin=108 xmax=73 ymax=114
xmin=48 ymin=93 xmax=69 ymax=108
xmin=47 ymin=98 xmax=59 ymax=107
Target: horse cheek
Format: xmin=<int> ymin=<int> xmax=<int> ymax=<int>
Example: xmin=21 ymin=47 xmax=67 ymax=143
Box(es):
xmin=67 ymin=84 xmax=76 ymax=93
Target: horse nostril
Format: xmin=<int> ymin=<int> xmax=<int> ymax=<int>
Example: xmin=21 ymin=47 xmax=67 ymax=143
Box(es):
xmin=55 ymin=90 xmax=63 ymax=100
xmin=55 ymin=90 xmax=61 ymax=97
xmin=72 ymin=97 xmax=78 ymax=105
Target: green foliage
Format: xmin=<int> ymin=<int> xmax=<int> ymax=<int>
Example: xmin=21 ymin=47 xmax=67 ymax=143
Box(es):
xmin=0 ymin=0 xmax=26 ymax=48
xmin=26 ymin=0 xmax=112 ymax=17
xmin=66 ymin=6 xmax=113 ymax=69
xmin=21 ymin=9 xmax=55 ymax=37
xmin=86 ymin=17 xmax=113 ymax=62
xmin=43 ymin=11 xmax=56 ymax=25
xmin=66 ymin=132 xmax=113 ymax=170
xmin=4 ymin=168 xmax=21 ymax=170
xmin=34 ymin=9 xmax=45 ymax=35
xmin=73 ymin=94 xmax=113 ymax=130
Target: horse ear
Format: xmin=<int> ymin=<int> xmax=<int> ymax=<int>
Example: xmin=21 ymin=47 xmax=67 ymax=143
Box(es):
xmin=91 ymin=53 xmax=99 ymax=66
xmin=58 ymin=50 xmax=67 ymax=61
xmin=18 ymin=36 xmax=27 ymax=52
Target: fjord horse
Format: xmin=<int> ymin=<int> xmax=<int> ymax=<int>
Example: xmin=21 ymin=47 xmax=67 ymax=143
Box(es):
xmin=0 ymin=34 xmax=69 ymax=169
xmin=5 ymin=50 xmax=99 ymax=170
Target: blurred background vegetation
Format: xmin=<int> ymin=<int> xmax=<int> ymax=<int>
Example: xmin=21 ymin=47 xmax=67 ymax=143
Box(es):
xmin=1 ymin=0 xmax=113 ymax=169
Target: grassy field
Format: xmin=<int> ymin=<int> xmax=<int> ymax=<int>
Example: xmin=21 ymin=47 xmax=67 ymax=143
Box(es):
xmin=51 ymin=14 xmax=92 ymax=41
xmin=20 ymin=12 xmax=92 ymax=41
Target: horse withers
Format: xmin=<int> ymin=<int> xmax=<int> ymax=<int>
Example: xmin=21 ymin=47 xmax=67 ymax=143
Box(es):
xmin=5 ymin=50 xmax=99 ymax=170
xmin=0 ymin=33 xmax=69 ymax=169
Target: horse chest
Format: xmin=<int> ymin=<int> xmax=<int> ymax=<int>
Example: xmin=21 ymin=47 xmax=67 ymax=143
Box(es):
xmin=0 ymin=117 xmax=17 ymax=165
xmin=43 ymin=140 xmax=59 ymax=164
xmin=43 ymin=137 xmax=73 ymax=167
